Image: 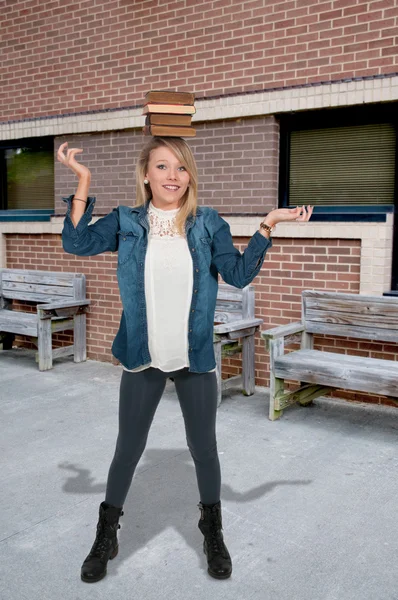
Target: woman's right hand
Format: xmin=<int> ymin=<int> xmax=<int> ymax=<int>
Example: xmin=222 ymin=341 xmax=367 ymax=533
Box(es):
xmin=57 ymin=142 xmax=91 ymax=180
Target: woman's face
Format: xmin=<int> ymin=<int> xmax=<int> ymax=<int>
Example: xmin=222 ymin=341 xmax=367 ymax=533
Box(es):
xmin=145 ymin=146 xmax=190 ymax=210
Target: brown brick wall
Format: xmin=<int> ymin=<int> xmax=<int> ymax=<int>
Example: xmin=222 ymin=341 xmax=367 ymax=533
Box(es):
xmin=2 ymin=0 xmax=398 ymax=122
xmin=54 ymin=116 xmax=279 ymax=215
xmin=6 ymin=232 xmax=397 ymax=407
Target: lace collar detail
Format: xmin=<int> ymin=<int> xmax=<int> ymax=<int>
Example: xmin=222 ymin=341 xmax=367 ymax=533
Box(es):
xmin=148 ymin=202 xmax=182 ymax=238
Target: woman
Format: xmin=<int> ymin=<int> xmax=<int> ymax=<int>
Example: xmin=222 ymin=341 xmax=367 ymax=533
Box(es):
xmin=58 ymin=137 xmax=312 ymax=583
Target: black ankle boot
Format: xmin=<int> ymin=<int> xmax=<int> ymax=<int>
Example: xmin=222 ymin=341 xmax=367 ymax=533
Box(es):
xmin=198 ymin=501 xmax=232 ymax=579
xmin=81 ymin=501 xmax=124 ymax=583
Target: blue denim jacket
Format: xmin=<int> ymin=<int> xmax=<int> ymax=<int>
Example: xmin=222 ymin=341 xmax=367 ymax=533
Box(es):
xmin=62 ymin=195 xmax=272 ymax=372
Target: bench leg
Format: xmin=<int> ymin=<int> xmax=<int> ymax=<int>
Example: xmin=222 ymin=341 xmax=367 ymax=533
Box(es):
xmin=0 ymin=332 xmax=15 ymax=350
xmin=74 ymin=313 xmax=87 ymax=362
xmin=269 ymin=376 xmax=284 ymax=421
xmin=214 ymin=339 xmax=222 ymax=407
xmin=299 ymin=332 xmax=314 ymax=406
xmin=269 ymin=338 xmax=284 ymax=420
xmin=38 ymin=318 xmax=53 ymax=371
xmin=242 ymin=334 xmax=255 ymax=396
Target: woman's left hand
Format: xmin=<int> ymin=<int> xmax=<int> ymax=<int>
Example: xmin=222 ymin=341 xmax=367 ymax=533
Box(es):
xmin=264 ymin=205 xmax=313 ymax=227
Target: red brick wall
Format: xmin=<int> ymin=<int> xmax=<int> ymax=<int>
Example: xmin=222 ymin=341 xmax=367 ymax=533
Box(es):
xmin=2 ymin=0 xmax=398 ymax=121
xmin=54 ymin=117 xmax=279 ymax=215
xmin=6 ymin=232 xmax=397 ymax=407
xmin=224 ymin=237 xmax=359 ymax=381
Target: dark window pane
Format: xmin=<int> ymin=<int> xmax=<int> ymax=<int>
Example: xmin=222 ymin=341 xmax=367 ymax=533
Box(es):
xmin=289 ymin=123 xmax=396 ymax=206
xmin=5 ymin=147 xmax=54 ymax=210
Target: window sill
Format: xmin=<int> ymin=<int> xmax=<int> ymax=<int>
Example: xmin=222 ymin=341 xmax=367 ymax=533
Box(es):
xmin=285 ymin=205 xmax=393 ymax=223
xmin=0 ymin=210 xmax=54 ymax=222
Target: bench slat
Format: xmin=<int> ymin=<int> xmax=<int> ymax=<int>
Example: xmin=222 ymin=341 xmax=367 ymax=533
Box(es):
xmin=2 ymin=281 xmax=75 ymax=298
xmin=2 ymin=291 xmax=71 ymax=303
xmin=304 ymin=320 xmax=398 ymax=343
xmin=214 ymin=311 xmax=242 ymax=323
xmin=306 ymin=307 xmax=398 ymax=328
xmin=305 ymin=295 xmax=398 ymax=316
xmin=303 ymin=290 xmax=398 ymax=306
xmin=0 ymin=310 xmax=37 ymax=336
xmin=215 ymin=300 xmax=243 ymax=313
xmin=275 ymin=349 xmax=398 ymax=397
xmin=217 ymin=284 xmax=246 ymax=301
xmin=1 ymin=270 xmax=77 ymax=286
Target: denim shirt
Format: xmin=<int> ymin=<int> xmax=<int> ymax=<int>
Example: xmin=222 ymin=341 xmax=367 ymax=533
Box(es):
xmin=62 ymin=195 xmax=272 ymax=372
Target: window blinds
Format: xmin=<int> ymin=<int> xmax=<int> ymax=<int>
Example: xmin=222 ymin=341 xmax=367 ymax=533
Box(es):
xmin=289 ymin=123 xmax=396 ymax=206
xmin=5 ymin=148 xmax=54 ymax=210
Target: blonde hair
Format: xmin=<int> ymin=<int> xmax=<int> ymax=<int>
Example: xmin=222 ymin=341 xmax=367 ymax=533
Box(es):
xmin=135 ymin=136 xmax=198 ymax=235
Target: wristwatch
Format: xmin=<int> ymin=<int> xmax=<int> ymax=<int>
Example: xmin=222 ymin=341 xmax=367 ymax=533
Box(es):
xmin=260 ymin=222 xmax=275 ymax=235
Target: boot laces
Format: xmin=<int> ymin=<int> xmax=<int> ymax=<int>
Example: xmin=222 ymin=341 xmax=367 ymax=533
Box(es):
xmin=88 ymin=522 xmax=117 ymax=560
xmin=209 ymin=530 xmax=224 ymax=555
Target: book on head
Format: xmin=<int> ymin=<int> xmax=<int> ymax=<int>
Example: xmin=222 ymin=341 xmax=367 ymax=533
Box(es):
xmin=145 ymin=90 xmax=195 ymax=105
xmin=146 ymin=114 xmax=192 ymax=126
xmin=143 ymin=125 xmax=196 ymax=137
xmin=143 ymin=104 xmax=196 ymax=115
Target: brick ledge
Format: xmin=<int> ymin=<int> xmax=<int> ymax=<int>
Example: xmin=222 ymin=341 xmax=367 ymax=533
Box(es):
xmin=1 ymin=75 xmax=398 ymax=140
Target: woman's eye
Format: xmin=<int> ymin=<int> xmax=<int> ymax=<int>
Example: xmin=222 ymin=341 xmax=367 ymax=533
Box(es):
xmin=156 ymin=164 xmax=186 ymax=171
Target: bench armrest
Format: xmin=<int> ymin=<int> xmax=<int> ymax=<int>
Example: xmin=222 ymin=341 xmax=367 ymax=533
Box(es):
xmin=214 ymin=317 xmax=263 ymax=334
xmin=37 ymin=299 xmax=90 ymax=311
xmin=261 ymin=322 xmax=304 ymax=340
xmin=38 ymin=299 xmax=91 ymax=318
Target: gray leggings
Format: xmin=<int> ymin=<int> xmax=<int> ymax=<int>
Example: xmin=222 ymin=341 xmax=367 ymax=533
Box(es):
xmin=105 ymin=367 xmax=221 ymax=508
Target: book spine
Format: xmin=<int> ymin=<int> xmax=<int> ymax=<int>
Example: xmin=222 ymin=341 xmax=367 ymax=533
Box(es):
xmin=148 ymin=114 xmax=192 ymax=126
xmin=143 ymin=104 xmax=196 ymax=115
xmin=145 ymin=92 xmax=195 ymax=105
xmin=143 ymin=125 xmax=196 ymax=137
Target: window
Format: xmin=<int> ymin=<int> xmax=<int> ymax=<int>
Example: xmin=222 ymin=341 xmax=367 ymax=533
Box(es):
xmin=0 ymin=137 xmax=54 ymax=220
xmin=290 ymin=123 xmax=395 ymax=206
xmin=279 ymin=103 xmax=397 ymax=221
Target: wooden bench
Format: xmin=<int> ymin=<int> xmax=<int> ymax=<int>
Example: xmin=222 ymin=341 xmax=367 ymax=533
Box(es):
xmin=262 ymin=290 xmax=398 ymax=420
xmin=0 ymin=268 xmax=90 ymax=371
xmin=214 ymin=284 xmax=263 ymax=406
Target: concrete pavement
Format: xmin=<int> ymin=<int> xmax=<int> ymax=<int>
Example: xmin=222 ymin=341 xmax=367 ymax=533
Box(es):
xmin=1 ymin=348 xmax=397 ymax=600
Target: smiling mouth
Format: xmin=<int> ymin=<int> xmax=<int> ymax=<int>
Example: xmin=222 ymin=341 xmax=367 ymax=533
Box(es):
xmin=163 ymin=185 xmax=180 ymax=191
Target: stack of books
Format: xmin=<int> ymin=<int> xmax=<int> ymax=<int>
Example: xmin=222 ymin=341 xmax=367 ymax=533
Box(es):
xmin=142 ymin=90 xmax=196 ymax=137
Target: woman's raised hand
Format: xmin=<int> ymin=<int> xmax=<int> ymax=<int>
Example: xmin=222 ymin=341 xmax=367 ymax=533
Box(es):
xmin=57 ymin=142 xmax=91 ymax=180
xmin=265 ymin=205 xmax=313 ymax=226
